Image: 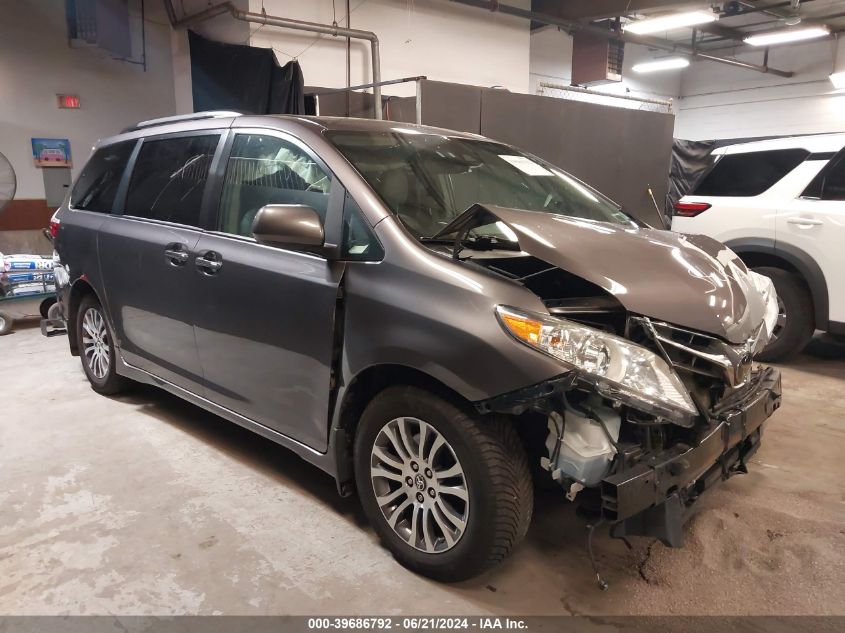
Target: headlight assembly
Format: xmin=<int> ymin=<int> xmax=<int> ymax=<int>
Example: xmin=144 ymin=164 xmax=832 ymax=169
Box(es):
xmin=496 ymin=306 xmax=698 ymax=424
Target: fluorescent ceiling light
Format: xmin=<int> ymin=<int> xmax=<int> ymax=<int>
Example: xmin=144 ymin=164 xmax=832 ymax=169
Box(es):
xmin=831 ymin=72 xmax=845 ymax=90
xmin=632 ymin=57 xmax=691 ymax=73
xmin=624 ymin=10 xmax=717 ymax=35
xmin=744 ymin=26 xmax=829 ymax=46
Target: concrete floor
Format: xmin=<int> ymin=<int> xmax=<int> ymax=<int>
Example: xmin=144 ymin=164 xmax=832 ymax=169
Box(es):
xmin=2 ymin=323 xmax=844 ymax=616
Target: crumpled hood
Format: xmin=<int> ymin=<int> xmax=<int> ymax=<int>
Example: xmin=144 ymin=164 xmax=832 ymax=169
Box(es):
xmin=440 ymin=204 xmax=768 ymax=344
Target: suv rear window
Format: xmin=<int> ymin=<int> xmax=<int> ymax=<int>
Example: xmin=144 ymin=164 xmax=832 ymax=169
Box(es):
xmin=125 ymin=135 xmax=219 ymax=227
xmin=693 ymin=148 xmax=809 ymax=197
xmin=70 ymin=140 xmax=136 ymax=212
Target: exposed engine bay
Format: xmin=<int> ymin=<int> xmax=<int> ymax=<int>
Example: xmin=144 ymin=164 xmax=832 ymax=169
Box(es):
xmin=430 ymin=204 xmax=783 ymax=567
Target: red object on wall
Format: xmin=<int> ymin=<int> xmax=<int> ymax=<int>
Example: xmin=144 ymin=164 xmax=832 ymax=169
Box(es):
xmin=57 ymin=94 xmax=81 ymax=109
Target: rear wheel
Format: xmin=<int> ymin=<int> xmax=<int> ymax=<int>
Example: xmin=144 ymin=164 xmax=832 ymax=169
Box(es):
xmin=0 ymin=311 xmax=13 ymax=336
xmin=76 ymin=295 xmax=128 ymax=395
xmin=753 ymin=266 xmax=814 ymax=362
xmin=354 ymin=386 xmax=533 ymax=581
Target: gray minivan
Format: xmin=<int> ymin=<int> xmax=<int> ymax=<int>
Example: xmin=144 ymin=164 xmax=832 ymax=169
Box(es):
xmin=50 ymin=111 xmax=782 ymax=582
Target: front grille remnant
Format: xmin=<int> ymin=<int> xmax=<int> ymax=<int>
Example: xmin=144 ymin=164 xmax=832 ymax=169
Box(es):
xmin=624 ymin=316 xmax=771 ymax=420
xmin=639 ymin=318 xmax=761 ymax=389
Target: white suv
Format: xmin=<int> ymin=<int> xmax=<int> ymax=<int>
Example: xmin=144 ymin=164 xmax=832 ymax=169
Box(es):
xmin=672 ymin=133 xmax=845 ymax=361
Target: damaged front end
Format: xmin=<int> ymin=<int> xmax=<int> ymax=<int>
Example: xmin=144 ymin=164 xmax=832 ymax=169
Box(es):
xmin=453 ymin=204 xmax=783 ymax=563
xmin=478 ymin=315 xmax=781 ymax=551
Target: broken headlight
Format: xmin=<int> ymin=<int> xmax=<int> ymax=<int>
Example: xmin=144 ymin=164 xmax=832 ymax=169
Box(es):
xmin=496 ymin=305 xmax=698 ymax=424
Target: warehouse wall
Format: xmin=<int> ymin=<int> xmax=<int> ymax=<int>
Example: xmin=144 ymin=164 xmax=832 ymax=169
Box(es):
xmin=0 ymin=0 xmax=177 ymax=248
xmin=675 ymin=39 xmax=845 ymax=140
xmin=245 ymin=0 xmax=531 ymax=99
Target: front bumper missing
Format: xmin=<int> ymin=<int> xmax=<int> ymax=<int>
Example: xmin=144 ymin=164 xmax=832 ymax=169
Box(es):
xmin=602 ymin=366 xmax=782 ymax=547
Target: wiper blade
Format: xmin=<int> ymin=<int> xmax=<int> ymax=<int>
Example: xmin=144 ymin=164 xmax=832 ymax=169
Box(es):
xmin=419 ymin=236 xmax=519 ymax=251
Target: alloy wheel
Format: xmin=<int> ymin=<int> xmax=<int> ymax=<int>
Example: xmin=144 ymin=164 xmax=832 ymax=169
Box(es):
xmin=82 ymin=307 xmax=110 ymax=379
xmin=370 ymin=416 xmax=469 ymax=554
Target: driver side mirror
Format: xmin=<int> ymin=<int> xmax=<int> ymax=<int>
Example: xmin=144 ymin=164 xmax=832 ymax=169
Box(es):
xmin=251 ymin=204 xmax=325 ymax=252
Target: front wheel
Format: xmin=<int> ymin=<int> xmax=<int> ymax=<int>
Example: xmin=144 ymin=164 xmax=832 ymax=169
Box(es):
xmin=354 ymin=386 xmax=533 ymax=581
xmin=76 ymin=295 xmax=128 ymax=395
xmin=753 ymin=266 xmax=814 ymax=362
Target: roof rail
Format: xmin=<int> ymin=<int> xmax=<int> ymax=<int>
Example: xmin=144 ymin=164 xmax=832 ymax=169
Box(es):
xmin=121 ymin=111 xmax=243 ymax=133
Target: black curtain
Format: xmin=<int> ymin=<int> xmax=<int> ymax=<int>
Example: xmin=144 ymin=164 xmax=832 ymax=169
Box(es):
xmin=188 ymin=31 xmax=304 ymax=115
xmin=665 ymin=139 xmax=716 ymax=217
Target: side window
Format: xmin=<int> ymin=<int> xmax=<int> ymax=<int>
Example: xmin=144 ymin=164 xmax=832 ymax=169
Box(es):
xmin=693 ymin=149 xmax=809 ymax=197
xmin=811 ymin=154 xmax=845 ymax=201
xmin=802 ymin=151 xmax=845 ymax=200
xmin=125 ymin=134 xmax=219 ymax=227
xmin=342 ymin=194 xmax=384 ymax=261
xmin=821 ymin=155 xmax=845 ymax=200
xmin=217 ymin=133 xmax=332 ymax=237
xmin=70 ymin=140 xmax=135 ymax=212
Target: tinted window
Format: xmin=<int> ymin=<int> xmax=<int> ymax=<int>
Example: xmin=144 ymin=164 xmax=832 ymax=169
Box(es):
xmin=70 ymin=141 xmax=135 ymax=212
xmin=803 ymin=152 xmax=845 ymax=201
xmin=342 ymin=194 xmax=383 ymax=261
xmin=693 ymin=149 xmax=809 ymax=197
xmin=217 ymin=133 xmax=331 ymax=237
xmin=125 ymin=135 xmax=219 ymax=226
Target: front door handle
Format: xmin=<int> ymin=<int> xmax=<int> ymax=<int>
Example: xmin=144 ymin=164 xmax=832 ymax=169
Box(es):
xmin=164 ymin=244 xmax=190 ymax=266
xmin=195 ymin=251 xmax=223 ymax=274
xmin=786 ymin=217 xmax=823 ymax=226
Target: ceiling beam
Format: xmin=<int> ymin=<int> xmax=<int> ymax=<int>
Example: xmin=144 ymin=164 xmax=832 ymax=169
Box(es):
xmin=696 ymin=21 xmax=749 ymax=43
xmin=530 ymin=0 xmax=698 ymax=22
xmin=738 ymin=0 xmax=798 ymax=20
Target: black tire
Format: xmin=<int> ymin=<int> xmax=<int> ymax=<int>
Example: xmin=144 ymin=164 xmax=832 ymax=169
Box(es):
xmin=0 ymin=311 xmax=13 ymax=336
xmin=39 ymin=297 xmax=57 ymax=319
xmin=753 ymin=266 xmax=814 ymax=362
xmin=76 ymin=295 xmax=129 ymax=395
xmin=354 ymin=385 xmax=533 ymax=581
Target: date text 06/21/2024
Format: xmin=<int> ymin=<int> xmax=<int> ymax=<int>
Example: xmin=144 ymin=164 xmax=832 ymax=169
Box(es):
xmin=307 ymin=617 xmax=528 ymax=630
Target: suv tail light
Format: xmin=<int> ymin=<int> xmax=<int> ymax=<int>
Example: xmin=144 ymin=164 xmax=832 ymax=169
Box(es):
xmin=674 ymin=201 xmax=712 ymax=217
xmin=49 ymin=213 xmax=60 ymax=239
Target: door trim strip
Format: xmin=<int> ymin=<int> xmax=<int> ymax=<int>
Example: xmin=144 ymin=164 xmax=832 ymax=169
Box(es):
xmin=118 ymin=356 xmax=326 ymax=459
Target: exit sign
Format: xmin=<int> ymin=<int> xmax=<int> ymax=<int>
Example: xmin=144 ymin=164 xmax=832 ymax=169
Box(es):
xmin=57 ymin=94 xmax=81 ymax=109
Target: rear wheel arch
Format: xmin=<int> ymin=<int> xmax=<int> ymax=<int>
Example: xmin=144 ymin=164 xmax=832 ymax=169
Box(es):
xmin=726 ymin=239 xmax=828 ymax=330
xmin=67 ymin=279 xmax=100 ymax=356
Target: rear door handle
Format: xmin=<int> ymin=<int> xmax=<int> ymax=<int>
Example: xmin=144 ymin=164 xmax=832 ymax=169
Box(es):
xmin=195 ymin=251 xmax=223 ymax=274
xmin=164 ymin=244 xmax=190 ymax=265
xmin=786 ymin=217 xmax=823 ymax=226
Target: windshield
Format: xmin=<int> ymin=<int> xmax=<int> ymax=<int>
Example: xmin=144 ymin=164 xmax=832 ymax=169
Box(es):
xmin=326 ymin=130 xmax=634 ymax=240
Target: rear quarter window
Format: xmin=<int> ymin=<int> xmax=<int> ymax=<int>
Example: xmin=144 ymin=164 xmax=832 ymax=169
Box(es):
xmin=693 ymin=148 xmax=809 ymax=197
xmin=70 ymin=140 xmax=136 ymax=212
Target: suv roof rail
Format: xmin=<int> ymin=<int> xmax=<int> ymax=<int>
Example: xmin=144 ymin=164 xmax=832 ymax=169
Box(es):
xmin=121 ymin=111 xmax=244 ymax=133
